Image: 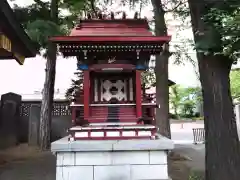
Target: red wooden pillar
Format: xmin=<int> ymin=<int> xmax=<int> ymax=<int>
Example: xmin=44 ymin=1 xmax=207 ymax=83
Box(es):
xmin=83 ymin=70 xmax=90 ymax=120
xmin=135 ymin=70 xmax=142 ymax=118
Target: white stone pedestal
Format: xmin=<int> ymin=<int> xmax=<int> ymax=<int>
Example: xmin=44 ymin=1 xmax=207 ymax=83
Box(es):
xmin=51 ymin=135 xmax=174 ymax=180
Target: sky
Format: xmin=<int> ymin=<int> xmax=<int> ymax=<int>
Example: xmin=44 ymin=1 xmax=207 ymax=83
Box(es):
xmin=0 ymin=0 xmax=201 ymax=95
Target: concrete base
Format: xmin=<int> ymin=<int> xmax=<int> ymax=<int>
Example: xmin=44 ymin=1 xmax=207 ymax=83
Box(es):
xmin=51 ymin=135 xmax=174 ymax=180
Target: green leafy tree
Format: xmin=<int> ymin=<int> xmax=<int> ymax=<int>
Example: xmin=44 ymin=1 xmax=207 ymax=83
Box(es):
xmin=203 ymin=6 xmax=240 ymax=61
xmin=181 ymin=100 xmax=195 ymax=116
xmin=65 ymin=71 xmax=84 ymax=101
xmin=169 ymin=85 xmax=181 ymax=118
xmin=179 ymin=88 xmax=200 ymax=117
xmin=170 ymin=85 xmax=202 ymax=118
xmin=230 ymin=69 xmax=240 ymax=102
xmin=12 ymin=0 xmax=84 ymax=150
xmin=13 ymin=0 xmax=61 ymax=150
xmin=187 ymin=0 xmax=240 ymax=179
xmin=141 ymin=68 xmax=156 ymax=89
xmin=39 ymin=0 xmax=58 ymax=150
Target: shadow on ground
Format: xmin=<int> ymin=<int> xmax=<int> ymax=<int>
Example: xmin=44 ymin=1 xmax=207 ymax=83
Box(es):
xmin=0 ymin=144 xmax=56 ymax=180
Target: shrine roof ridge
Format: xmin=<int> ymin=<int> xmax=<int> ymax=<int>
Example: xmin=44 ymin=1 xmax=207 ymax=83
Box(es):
xmin=49 ymin=14 xmax=171 ymax=46
xmin=77 ymin=18 xmax=149 ymax=27
xmin=50 ymin=35 xmax=171 ymax=42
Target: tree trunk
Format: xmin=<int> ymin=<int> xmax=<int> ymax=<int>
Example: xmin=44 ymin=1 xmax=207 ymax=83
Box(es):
xmin=39 ymin=0 xmax=58 ymax=150
xmin=199 ymin=54 xmax=240 ymax=180
xmin=151 ymin=0 xmax=171 ymax=138
xmin=188 ymin=0 xmax=240 ymax=179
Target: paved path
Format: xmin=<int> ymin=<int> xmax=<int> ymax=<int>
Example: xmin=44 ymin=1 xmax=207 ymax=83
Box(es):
xmin=171 ymin=121 xmax=205 ymax=172
xmin=171 ymin=121 xmax=204 ymax=144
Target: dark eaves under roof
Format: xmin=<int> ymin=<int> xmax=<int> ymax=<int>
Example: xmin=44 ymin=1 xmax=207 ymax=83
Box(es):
xmin=0 ymin=0 xmax=39 ymax=57
xmin=152 ymin=80 xmax=176 ymax=87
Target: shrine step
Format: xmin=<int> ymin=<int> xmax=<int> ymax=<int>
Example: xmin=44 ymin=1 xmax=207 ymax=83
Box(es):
xmin=89 ymin=122 xmax=138 ymax=126
xmin=89 ymin=106 xmax=137 ymax=123
xmin=91 ymin=114 xmax=137 ymax=117
xmin=107 ymin=106 xmax=119 ymax=123
xmin=68 ymin=125 xmax=158 ymax=140
xmin=88 ymin=117 xmax=138 ymax=123
xmin=91 ymin=114 xmax=135 ymax=117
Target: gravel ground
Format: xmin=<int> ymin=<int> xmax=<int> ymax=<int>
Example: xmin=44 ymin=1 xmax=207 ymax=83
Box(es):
xmin=0 ymin=152 xmax=56 ymax=180
xmin=0 ymin=144 xmax=56 ymax=180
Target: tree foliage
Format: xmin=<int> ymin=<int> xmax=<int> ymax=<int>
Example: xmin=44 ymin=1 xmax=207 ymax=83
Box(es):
xmin=141 ymin=68 xmax=156 ymax=88
xmin=13 ymin=1 xmax=51 ymax=27
xmin=187 ymin=0 xmax=240 ymax=180
xmin=12 ymin=0 xmax=79 ymax=50
xmin=26 ymin=20 xmax=64 ymax=48
xmin=11 ymin=0 xmax=85 ymax=150
xmin=65 ymin=71 xmax=84 ymax=101
xmin=196 ymin=1 xmax=240 ymax=61
xmin=230 ymin=69 xmax=240 ymax=102
xmin=169 ymin=85 xmax=202 ymax=118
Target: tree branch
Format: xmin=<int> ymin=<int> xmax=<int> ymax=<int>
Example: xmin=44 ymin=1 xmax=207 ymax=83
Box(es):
xmin=89 ymin=0 xmax=97 ymax=17
xmin=164 ymin=0 xmax=187 ymax=13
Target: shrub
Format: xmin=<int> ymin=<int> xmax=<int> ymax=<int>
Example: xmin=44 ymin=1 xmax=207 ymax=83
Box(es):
xmin=169 ymin=113 xmax=178 ymax=119
xmin=192 ymin=116 xmax=204 ymax=120
xmin=189 ymin=170 xmax=205 ymax=180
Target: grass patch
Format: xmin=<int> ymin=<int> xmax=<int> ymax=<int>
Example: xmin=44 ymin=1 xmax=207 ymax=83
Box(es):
xmin=192 ymin=117 xmax=204 ymax=121
xmin=189 ymin=170 xmax=205 ymax=180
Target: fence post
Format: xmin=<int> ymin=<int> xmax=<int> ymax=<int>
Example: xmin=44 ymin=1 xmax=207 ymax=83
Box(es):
xmin=28 ymin=104 xmax=41 ymax=146
xmin=192 ymin=128 xmax=205 ymax=144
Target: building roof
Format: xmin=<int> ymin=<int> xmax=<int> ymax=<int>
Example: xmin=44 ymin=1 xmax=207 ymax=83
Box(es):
xmin=0 ymin=92 xmax=67 ymax=102
xmin=0 ymin=0 xmax=38 ymax=64
xmin=50 ymin=18 xmax=171 ymax=57
xmin=70 ymin=19 xmax=153 ymax=37
xmin=50 ymin=18 xmax=170 ymax=45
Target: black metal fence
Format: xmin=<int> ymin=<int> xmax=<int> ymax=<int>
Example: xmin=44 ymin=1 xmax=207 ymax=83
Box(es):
xmin=193 ymin=128 xmax=205 ymax=144
xmin=19 ymin=101 xmax=72 ymax=142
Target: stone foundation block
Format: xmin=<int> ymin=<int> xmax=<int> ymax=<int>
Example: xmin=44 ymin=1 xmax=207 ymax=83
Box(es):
xmin=52 ymin=136 xmax=174 ymax=180
xmin=131 ymin=164 xmax=168 ymax=179
xmin=57 ymin=152 xmax=75 ymax=166
xmin=56 ymin=166 xmax=93 ymax=180
xmin=94 ymin=165 xmax=131 ymax=180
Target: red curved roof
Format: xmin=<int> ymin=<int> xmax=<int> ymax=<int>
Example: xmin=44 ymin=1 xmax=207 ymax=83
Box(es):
xmin=50 ymin=19 xmax=171 ymax=43
xmin=70 ymin=19 xmax=153 ymax=36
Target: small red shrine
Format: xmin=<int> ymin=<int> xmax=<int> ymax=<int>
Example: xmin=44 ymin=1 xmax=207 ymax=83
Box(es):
xmin=50 ymin=13 xmax=171 ymax=141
